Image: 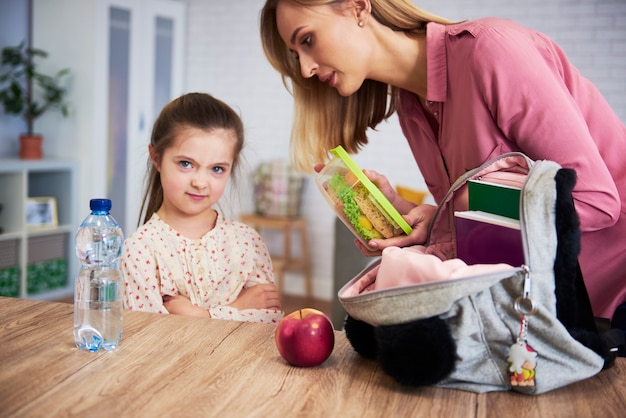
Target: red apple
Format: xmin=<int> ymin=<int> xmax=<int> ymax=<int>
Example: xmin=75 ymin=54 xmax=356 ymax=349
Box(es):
xmin=275 ymin=308 xmax=335 ymax=367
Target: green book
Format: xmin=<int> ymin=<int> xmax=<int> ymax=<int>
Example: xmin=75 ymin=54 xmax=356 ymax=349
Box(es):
xmin=467 ymin=179 xmax=521 ymax=220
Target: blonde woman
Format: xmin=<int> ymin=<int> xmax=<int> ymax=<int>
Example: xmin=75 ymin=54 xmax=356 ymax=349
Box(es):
xmin=260 ymin=0 xmax=626 ymax=329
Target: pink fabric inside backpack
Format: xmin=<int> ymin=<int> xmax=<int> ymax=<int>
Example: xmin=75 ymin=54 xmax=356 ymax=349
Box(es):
xmin=343 ymin=246 xmax=513 ymax=297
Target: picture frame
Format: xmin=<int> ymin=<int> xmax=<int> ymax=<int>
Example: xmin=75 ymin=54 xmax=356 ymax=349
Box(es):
xmin=26 ymin=197 xmax=58 ymax=230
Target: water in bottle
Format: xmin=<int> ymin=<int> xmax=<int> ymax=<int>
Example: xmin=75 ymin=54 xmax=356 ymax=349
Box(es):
xmin=73 ymin=198 xmax=124 ymax=351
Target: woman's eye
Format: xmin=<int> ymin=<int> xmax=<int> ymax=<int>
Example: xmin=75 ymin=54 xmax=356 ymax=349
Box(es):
xmin=291 ymin=35 xmax=312 ymax=61
xmin=300 ymin=34 xmax=312 ymax=47
xmin=212 ymin=166 xmax=225 ymax=174
xmin=179 ymin=161 xmax=192 ymax=169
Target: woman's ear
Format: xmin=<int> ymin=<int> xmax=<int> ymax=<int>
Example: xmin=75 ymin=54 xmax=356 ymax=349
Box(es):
xmin=353 ymin=0 xmax=371 ymax=24
xmin=148 ymin=144 xmax=160 ymax=171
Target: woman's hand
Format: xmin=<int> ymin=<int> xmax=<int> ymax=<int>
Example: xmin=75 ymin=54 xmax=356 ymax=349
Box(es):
xmin=316 ymin=163 xmax=435 ymax=256
xmin=362 ymin=169 xmax=417 ymax=214
xmin=229 ymin=284 xmax=282 ymax=311
xmin=356 ymin=169 xmax=435 ymax=256
xmin=356 ymin=203 xmax=437 ymax=257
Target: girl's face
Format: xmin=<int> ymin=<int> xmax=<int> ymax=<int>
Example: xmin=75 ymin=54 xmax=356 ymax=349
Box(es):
xmin=275 ymin=0 xmax=371 ymax=96
xmin=153 ymin=126 xmax=236 ymax=220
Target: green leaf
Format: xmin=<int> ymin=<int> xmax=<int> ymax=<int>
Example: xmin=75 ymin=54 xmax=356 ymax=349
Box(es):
xmin=0 ymin=41 xmax=71 ymax=135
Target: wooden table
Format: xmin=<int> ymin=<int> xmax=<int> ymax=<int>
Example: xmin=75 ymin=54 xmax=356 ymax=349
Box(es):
xmin=1 ymin=297 xmax=624 ymax=418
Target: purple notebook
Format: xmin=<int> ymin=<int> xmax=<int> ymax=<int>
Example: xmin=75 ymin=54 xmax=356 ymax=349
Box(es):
xmin=454 ymin=211 xmax=524 ymax=267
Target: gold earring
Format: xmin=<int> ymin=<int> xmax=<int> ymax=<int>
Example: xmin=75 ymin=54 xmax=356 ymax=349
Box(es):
xmin=358 ymin=20 xmax=364 ymax=27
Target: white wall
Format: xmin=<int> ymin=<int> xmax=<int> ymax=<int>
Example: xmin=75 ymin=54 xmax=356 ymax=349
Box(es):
xmin=184 ymin=0 xmax=626 ymax=301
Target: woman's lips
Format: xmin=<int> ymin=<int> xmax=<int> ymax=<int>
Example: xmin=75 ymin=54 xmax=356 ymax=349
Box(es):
xmin=328 ymin=72 xmax=336 ymax=87
xmin=320 ymin=72 xmax=336 ymax=87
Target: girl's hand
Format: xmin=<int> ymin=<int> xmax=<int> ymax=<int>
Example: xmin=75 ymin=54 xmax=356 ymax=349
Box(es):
xmin=229 ymin=284 xmax=282 ymax=310
xmin=356 ymin=203 xmax=437 ymax=257
xmin=162 ymin=294 xmax=211 ymax=318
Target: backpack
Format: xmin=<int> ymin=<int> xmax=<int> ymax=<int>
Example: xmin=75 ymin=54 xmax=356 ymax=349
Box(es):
xmin=338 ymin=153 xmax=623 ymax=394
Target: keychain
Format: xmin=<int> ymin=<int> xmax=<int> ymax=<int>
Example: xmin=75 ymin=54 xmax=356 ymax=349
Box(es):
xmin=507 ymin=266 xmax=538 ymax=393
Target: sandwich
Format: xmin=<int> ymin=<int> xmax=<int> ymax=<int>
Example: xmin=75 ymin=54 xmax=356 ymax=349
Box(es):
xmin=326 ymin=171 xmax=397 ymax=240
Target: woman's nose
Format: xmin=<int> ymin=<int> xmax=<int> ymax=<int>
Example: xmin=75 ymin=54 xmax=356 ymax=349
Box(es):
xmin=299 ymin=54 xmax=318 ymax=79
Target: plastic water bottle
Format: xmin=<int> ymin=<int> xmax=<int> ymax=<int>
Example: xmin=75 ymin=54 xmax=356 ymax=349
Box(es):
xmin=73 ymin=198 xmax=124 ymax=351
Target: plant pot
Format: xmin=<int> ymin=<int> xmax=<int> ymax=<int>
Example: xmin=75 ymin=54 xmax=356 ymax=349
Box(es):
xmin=19 ymin=134 xmax=43 ymax=160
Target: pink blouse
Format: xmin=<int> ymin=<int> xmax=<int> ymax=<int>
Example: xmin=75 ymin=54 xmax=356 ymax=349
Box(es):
xmin=121 ymin=213 xmax=283 ymax=323
xmin=398 ymin=17 xmax=626 ymax=319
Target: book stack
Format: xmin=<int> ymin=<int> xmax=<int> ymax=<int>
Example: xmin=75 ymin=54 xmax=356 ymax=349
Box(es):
xmin=454 ymin=179 xmax=523 ymax=266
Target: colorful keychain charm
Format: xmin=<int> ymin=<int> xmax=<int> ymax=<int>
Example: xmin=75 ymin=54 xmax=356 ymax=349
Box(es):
xmin=507 ymin=266 xmax=538 ymax=393
xmin=508 ymin=337 xmax=537 ymax=388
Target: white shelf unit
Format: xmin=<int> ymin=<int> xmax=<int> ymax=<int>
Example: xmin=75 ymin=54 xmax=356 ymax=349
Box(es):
xmin=0 ymin=159 xmax=78 ymax=300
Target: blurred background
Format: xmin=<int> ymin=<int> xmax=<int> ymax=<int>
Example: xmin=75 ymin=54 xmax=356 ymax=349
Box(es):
xmin=0 ymin=0 xmax=624 ymax=310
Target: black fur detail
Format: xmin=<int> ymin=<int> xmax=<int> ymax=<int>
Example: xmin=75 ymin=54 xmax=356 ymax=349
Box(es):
xmin=375 ymin=316 xmax=456 ymax=387
xmin=553 ymin=168 xmax=591 ymax=330
xmin=553 ymin=168 xmax=618 ymax=367
xmin=344 ymin=315 xmax=378 ymax=359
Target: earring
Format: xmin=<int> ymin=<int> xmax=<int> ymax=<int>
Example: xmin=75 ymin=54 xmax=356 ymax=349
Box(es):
xmin=358 ymin=20 xmax=364 ymax=27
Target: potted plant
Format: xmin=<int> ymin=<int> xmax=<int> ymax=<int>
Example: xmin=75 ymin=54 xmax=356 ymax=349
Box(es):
xmin=0 ymin=41 xmax=70 ymax=159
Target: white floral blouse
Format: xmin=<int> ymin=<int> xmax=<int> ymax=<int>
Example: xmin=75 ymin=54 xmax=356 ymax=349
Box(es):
xmin=121 ymin=213 xmax=283 ymax=323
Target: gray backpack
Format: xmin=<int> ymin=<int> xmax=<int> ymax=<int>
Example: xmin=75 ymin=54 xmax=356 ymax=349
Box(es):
xmin=338 ymin=153 xmax=622 ymax=394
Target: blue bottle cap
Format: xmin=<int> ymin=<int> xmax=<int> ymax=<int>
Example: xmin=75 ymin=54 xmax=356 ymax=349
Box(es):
xmin=90 ymin=198 xmax=112 ymax=212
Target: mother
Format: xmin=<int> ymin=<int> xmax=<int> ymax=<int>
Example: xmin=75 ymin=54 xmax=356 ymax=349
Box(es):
xmin=259 ymin=0 xmax=626 ymax=328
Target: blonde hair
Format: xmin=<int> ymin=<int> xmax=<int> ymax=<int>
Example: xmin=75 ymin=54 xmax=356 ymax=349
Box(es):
xmin=260 ymin=0 xmax=452 ymax=171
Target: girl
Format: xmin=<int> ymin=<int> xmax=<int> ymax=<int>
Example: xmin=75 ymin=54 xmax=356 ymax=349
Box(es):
xmin=121 ymin=92 xmax=283 ymax=323
xmin=259 ymin=0 xmax=626 ymax=328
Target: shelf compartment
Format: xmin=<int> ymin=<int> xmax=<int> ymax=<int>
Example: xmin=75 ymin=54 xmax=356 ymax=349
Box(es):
xmin=0 ymin=238 xmax=21 ymax=297
xmin=0 ymin=159 xmax=78 ymax=300
xmin=26 ymin=233 xmax=69 ymax=295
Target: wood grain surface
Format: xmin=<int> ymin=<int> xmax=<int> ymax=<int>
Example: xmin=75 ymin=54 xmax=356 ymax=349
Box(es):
xmin=1 ymin=297 xmax=624 ymax=418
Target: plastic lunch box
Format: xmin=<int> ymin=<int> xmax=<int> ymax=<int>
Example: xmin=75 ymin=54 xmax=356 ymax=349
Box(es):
xmin=316 ymin=146 xmax=412 ymax=251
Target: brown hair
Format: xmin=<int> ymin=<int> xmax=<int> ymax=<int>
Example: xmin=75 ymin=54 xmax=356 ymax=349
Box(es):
xmin=138 ymin=92 xmax=245 ymax=225
xmin=260 ymin=0 xmax=452 ymax=171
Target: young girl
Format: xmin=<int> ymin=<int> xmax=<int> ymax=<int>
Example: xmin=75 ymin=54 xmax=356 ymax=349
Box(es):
xmin=259 ymin=0 xmax=626 ymax=329
xmin=121 ymin=92 xmax=283 ymax=323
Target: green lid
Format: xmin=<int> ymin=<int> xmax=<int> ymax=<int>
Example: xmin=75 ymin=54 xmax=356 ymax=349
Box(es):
xmin=330 ymin=146 xmax=412 ymax=235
